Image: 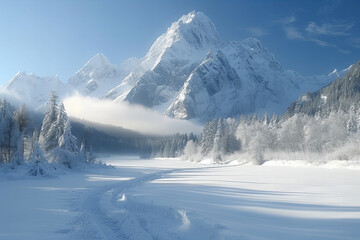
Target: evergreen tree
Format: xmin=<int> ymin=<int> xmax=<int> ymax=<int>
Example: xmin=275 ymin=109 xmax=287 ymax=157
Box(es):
xmin=0 ymin=100 xmax=23 ymax=164
xmin=347 ymin=104 xmax=357 ymax=133
xmin=199 ymin=119 xmax=218 ymax=156
xmin=39 ymin=92 xmax=59 ymax=152
xmin=12 ymin=104 xmax=29 ymax=163
xmin=212 ymin=119 xmax=225 ymax=162
xmin=29 ymin=128 xmax=39 ymax=159
xmin=38 ymin=92 xmax=83 ymax=168
xmin=58 ymin=119 xmax=79 ymax=153
xmin=55 ymin=115 xmax=82 ymax=168
xmin=28 ymin=143 xmax=52 ymax=176
xmin=56 ymin=103 xmax=68 ymax=138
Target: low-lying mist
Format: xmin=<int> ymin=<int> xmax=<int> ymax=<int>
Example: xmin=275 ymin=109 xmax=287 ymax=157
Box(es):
xmin=0 ymin=88 xmax=23 ymax=107
xmin=63 ymin=94 xmax=202 ymax=136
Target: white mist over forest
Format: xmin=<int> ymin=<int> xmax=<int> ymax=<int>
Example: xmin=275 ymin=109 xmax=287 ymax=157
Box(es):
xmin=63 ymin=94 xmax=202 ymax=136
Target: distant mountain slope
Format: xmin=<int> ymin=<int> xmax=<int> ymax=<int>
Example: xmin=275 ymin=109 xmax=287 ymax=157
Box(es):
xmin=68 ymin=53 xmax=139 ymax=97
xmin=286 ymin=61 xmax=360 ymax=116
xmin=3 ymin=72 xmax=73 ymax=109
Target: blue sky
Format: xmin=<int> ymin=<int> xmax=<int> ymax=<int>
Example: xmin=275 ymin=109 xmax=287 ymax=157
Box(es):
xmin=0 ymin=0 xmax=359 ymax=85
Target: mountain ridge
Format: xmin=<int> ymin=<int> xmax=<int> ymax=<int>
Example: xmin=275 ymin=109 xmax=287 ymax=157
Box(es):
xmin=0 ymin=11 xmax=350 ymax=121
xmin=286 ymin=61 xmax=360 ymax=116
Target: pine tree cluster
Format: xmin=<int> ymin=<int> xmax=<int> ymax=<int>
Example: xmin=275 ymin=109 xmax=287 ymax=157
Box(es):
xmin=0 ymin=92 xmax=90 ymax=176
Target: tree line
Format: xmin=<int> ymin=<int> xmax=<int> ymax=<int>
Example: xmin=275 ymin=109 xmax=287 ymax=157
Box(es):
xmin=182 ymin=102 xmax=360 ymax=164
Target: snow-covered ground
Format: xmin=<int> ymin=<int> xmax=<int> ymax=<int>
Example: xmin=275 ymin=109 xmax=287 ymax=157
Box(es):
xmin=1 ymin=156 xmax=360 ymax=240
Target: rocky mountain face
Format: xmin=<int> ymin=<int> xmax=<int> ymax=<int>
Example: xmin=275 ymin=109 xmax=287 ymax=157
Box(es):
xmin=165 ymin=50 xmax=242 ymax=120
xmin=104 ymin=11 xmax=221 ymax=109
xmin=164 ymin=35 xmax=336 ymax=121
xmin=1 ymin=11 xmax=346 ymax=121
xmin=287 ymin=61 xmax=360 ymax=116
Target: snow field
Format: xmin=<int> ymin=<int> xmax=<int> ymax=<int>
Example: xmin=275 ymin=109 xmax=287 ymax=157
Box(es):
xmin=1 ymin=157 xmax=360 ymax=240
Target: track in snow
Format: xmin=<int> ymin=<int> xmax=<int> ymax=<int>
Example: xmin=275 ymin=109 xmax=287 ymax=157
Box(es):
xmin=72 ymin=169 xmax=225 ymax=240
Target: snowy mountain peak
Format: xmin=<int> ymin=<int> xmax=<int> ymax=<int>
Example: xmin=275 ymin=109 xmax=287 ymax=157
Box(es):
xmin=68 ymin=54 xmax=138 ymax=97
xmin=3 ymin=71 xmax=71 ymax=110
xmin=115 ymin=11 xmax=222 ymax=104
xmin=241 ymin=37 xmax=262 ymax=47
xmin=240 ymin=38 xmax=271 ymax=56
xmin=144 ymin=11 xmax=220 ymax=68
xmin=85 ymin=53 xmax=111 ymax=68
xmin=328 ymin=65 xmax=353 ymax=78
xmin=175 ymin=11 xmax=220 ymax=48
xmin=328 ymin=68 xmax=340 ymax=77
xmin=179 ymin=10 xmax=198 ymax=23
xmin=7 ymin=71 xmax=61 ymax=88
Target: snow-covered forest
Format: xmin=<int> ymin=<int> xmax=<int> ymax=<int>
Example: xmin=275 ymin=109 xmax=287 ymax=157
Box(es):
xmin=0 ymin=92 xmax=94 ymax=175
xmin=183 ymin=103 xmax=360 ymax=164
xmin=3 ymin=93 xmax=360 ymax=171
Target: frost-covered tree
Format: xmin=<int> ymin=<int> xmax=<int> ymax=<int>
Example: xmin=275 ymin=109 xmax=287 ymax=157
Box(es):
xmin=182 ymin=140 xmax=198 ymax=161
xmin=12 ymin=104 xmax=30 ymax=163
xmin=199 ymin=119 xmax=218 ymax=156
xmin=58 ymin=119 xmax=78 ymax=152
xmin=222 ymin=118 xmax=240 ymax=154
xmin=278 ymin=114 xmax=306 ymax=152
xmin=29 ymin=128 xmax=39 ymax=158
xmin=87 ymin=146 xmax=96 ymax=163
xmin=0 ymin=100 xmax=24 ymax=164
xmin=39 ymin=92 xmax=59 ymax=152
xmin=28 ymin=143 xmax=52 ymax=176
xmin=54 ymin=115 xmax=82 ymax=168
xmin=56 ymin=103 xmax=68 ymax=138
xmin=347 ymin=104 xmax=357 ymax=133
xmin=191 ymin=118 xmax=240 ymax=162
xmin=13 ymin=104 xmax=29 ymax=133
xmin=211 ymin=119 xmax=225 ymax=162
xmin=38 ymin=92 xmax=83 ymax=168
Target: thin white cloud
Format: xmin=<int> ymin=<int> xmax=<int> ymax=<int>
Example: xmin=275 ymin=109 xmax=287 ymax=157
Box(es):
xmin=284 ymin=25 xmax=334 ymax=47
xmin=311 ymin=38 xmax=335 ymax=47
xmin=306 ymin=21 xmax=353 ymax=36
xmin=281 ymin=16 xmax=348 ymax=52
xmin=284 ymin=26 xmax=304 ymax=40
xmin=63 ymin=94 xmax=202 ymax=136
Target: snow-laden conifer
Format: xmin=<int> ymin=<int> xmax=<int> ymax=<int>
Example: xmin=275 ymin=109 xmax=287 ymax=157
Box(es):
xmin=39 ymin=91 xmax=59 ymax=152
xmin=28 ymin=143 xmax=53 ymax=176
